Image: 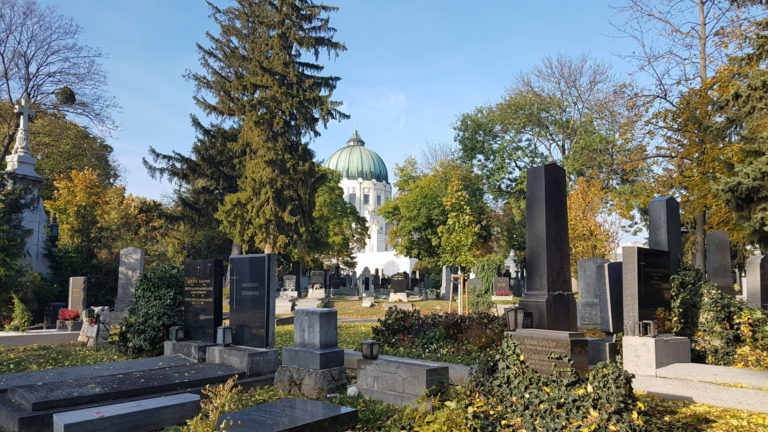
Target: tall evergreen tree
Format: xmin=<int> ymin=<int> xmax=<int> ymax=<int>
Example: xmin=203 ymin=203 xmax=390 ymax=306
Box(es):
xmin=144 ymin=116 xmax=242 ymax=261
xmin=188 ymin=0 xmax=347 ymax=255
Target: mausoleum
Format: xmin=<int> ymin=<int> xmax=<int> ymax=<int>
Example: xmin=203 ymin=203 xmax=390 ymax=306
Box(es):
xmin=324 ymin=130 xmax=416 ymax=275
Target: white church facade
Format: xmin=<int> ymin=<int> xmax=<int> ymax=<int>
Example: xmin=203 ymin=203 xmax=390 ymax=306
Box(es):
xmin=324 ymin=130 xmax=416 ymax=276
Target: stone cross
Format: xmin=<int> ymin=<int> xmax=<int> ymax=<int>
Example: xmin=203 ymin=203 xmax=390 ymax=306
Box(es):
xmin=12 ymin=93 xmax=34 ymax=156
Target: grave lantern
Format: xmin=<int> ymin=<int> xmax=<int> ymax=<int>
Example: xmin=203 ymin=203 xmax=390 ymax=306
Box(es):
xmin=217 ymin=325 xmax=233 ymax=346
xmin=361 ymin=340 xmax=380 ymax=360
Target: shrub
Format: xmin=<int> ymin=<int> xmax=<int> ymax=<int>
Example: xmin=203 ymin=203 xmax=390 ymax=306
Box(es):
xmin=469 ymin=334 xmax=649 ymax=431
xmin=694 ymin=283 xmax=745 ymax=365
xmin=4 ymin=295 xmax=32 ymax=332
xmin=670 ymin=262 xmax=708 ymax=338
xmin=117 ymin=264 xmax=184 ymax=356
xmin=472 ymin=256 xmax=502 ymax=312
xmin=57 ymin=309 xmax=80 ymax=321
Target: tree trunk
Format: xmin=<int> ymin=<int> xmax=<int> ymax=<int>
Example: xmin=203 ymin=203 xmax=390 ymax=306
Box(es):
xmin=693 ymin=0 xmax=708 ymax=269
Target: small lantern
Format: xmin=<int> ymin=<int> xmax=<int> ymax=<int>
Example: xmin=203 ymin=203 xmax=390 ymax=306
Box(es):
xmin=361 ymin=340 xmax=380 ymax=360
xmin=504 ymin=306 xmax=525 ymax=331
xmin=168 ymin=326 xmax=185 ymax=341
xmin=217 ymin=325 xmax=233 ymax=346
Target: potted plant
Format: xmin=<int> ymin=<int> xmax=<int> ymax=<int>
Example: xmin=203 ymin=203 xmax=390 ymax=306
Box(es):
xmin=56 ymin=309 xmax=83 ymax=332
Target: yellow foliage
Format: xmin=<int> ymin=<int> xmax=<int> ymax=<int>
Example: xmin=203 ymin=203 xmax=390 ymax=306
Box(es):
xmin=567 ymin=178 xmax=619 ymax=273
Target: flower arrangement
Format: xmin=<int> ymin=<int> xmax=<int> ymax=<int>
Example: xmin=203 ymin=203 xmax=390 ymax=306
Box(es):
xmin=58 ymin=309 xmax=81 ymax=321
xmin=494 ymin=290 xmax=512 ymax=296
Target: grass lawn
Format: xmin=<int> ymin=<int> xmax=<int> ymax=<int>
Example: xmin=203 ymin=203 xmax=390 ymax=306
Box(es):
xmin=330 ymin=298 xmax=451 ymax=319
xmin=0 ymin=343 xmax=131 ymax=374
xmin=276 ymin=321 xmax=375 ymax=350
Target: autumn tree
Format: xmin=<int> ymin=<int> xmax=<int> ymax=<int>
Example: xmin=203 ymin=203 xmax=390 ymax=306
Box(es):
xmin=188 ymin=0 xmax=347 ymax=255
xmin=379 ymin=159 xmax=491 ymax=268
xmin=612 ymin=0 xmax=763 ymax=266
xmin=45 ymin=168 xmax=168 ymax=305
xmin=567 ymin=178 xmax=621 ymax=273
xmin=0 ymin=0 xmax=116 ymax=161
xmin=438 ymin=177 xmax=481 ymax=270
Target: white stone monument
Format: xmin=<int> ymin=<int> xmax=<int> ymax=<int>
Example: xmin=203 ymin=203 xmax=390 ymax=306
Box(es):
xmin=4 ymin=93 xmax=49 ymax=275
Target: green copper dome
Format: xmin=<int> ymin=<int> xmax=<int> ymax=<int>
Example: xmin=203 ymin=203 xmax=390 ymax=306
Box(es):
xmin=325 ymin=131 xmax=389 ymax=183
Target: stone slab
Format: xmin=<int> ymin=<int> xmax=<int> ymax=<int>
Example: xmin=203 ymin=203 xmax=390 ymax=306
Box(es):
xmin=8 ymin=363 xmax=242 ymax=411
xmin=587 ymin=338 xmax=617 ymax=365
xmin=648 ymin=196 xmax=682 ymax=275
xmin=67 ymin=277 xmax=87 ymax=312
xmin=632 ymin=374 xmax=768 ymax=414
xmin=342 ymin=350 xmax=474 ymax=387
xmin=622 ymin=246 xmax=671 ymax=335
xmin=163 ymin=341 xmax=216 ymax=363
xmin=115 ymin=247 xmax=144 ymax=313
xmin=655 ymin=363 xmax=768 ymax=389
xmin=622 ymin=335 xmax=691 ymax=376
xmin=507 ymin=329 xmax=588 ymax=375
xmin=706 ymin=230 xmax=734 ymax=295
xmin=746 ymin=255 xmax=767 ymax=310
xmin=0 ymin=356 xmax=190 ymax=394
xmin=216 ymin=397 xmax=356 ymax=432
xmin=206 ymin=345 xmax=278 ymax=376
xmin=577 ymin=257 xmax=609 ymax=328
xmin=0 ymin=331 xmax=79 ymax=348
xmin=356 ymin=358 xmax=448 ymax=399
xmin=272 ymin=366 xmax=346 ymax=399
xmin=52 ymin=393 xmax=200 ymax=432
xmin=282 ymin=346 xmax=344 ymax=370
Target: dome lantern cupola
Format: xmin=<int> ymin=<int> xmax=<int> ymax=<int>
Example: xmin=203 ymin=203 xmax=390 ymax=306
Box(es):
xmin=325 ymin=130 xmax=388 ymax=183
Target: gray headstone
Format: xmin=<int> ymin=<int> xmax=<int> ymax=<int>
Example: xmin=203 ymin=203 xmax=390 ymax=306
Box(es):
xmin=310 ymin=270 xmax=325 ymax=289
xmin=746 ymin=255 xmax=767 ymax=310
xmin=519 ymin=163 xmax=577 ymax=331
xmin=114 ymin=247 xmax=144 ymax=313
xmin=283 ymin=275 xmax=297 ymax=291
xmin=467 ymin=278 xmax=482 ymax=294
xmin=576 ymin=257 xmax=610 ymax=328
xmin=216 ymin=398 xmax=357 ymax=432
xmin=622 ymin=246 xmax=671 ymax=335
xmin=706 ymin=230 xmax=734 ymax=295
xmin=493 ymin=277 xmax=510 ymax=294
xmin=68 ymin=277 xmax=87 ymax=311
xmin=648 ymin=197 xmax=683 ymax=275
xmin=508 ymin=329 xmax=588 ymax=375
xmin=294 ymin=308 xmax=337 ymax=350
xmin=440 ymin=266 xmax=451 ymax=299
xmin=599 ymin=262 xmax=623 ymax=334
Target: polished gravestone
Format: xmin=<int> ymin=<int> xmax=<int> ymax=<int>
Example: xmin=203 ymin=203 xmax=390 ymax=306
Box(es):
xmin=599 ymin=262 xmax=623 ymax=334
xmin=519 ymin=163 xmax=576 ymax=331
xmin=576 ymin=257 xmax=609 ymax=328
xmin=622 ymin=246 xmax=671 ymax=335
xmin=508 ymin=329 xmax=588 ymax=375
xmin=229 ymin=254 xmax=277 ymax=348
xmin=706 ymin=230 xmax=734 ymax=295
xmin=67 ymin=277 xmax=87 ymax=312
xmin=217 ymin=398 xmax=356 ymax=432
xmin=493 ymin=277 xmax=510 ymax=294
xmin=309 ymin=270 xmax=325 ymax=289
xmin=648 ymin=197 xmax=683 ymax=275
xmin=183 ymin=259 xmax=223 ymax=342
xmin=390 ymin=273 xmax=408 ymax=293
xmin=746 ymin=255 xmax=767 ymax=310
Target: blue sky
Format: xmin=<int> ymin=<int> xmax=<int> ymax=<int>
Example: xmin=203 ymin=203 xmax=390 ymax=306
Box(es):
xmin=40 ymin=1 xmax=637 ymax=201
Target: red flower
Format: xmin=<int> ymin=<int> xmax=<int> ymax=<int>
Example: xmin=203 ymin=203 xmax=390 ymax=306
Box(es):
xmin=58 ymin=309 xmax=80 ymax=321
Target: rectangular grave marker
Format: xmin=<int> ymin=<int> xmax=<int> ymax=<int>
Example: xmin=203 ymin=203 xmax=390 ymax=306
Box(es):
xmin=493 ymin=277 xmax=510 ymax=294
xmin=229 ymin=254 xmax=277 ymax=348
xmin=706 ymin=230 xmax=734 ymax=295
xmin=576 ymin=257 xmax=609 ymax=328
xmin=390 ymin=273 xmax=408 ymax=293
xmin=508 ymin=329 xmax=587 ymax=375
xmin=68 ymin=277 xmax=87 ymax=311
xmin=184 ymin=259 xmax=223 ymax=343
xmin=600 ymin=262 xmax=623 ymax=334
xmin=115 ymin=247 xmax=145 ymax=313
xmin=648 ymin=197 xmax=683 ymax=275
xmin=310 ymin=270 xmax=325 ymax=289
xmin=216 ymin=398 xmax=357 ymax=432
xmin=746 ymin=255 xmax=767 ymax=310
xmin=622 ymin=246 xmax=671 ymax=335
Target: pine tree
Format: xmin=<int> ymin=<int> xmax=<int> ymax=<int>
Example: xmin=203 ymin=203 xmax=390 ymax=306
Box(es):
xmin=188 ymin=0 xmax=347 ymax=254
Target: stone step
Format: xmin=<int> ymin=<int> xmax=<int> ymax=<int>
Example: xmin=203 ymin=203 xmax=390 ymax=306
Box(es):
xmin=0 ymin=356 xmax=190 ymax=394
xmin=52 ymin=393 xmax=200 ymax=432
xmin=8 ymin=363 xmax=242 ymax=411
xmin=655 ymin=363 xmax=768 ymax=389
xmin=633 ymin=374 xmax=768 ymax=414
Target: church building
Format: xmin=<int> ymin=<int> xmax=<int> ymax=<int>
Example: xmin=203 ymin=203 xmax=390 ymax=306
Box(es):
xmin=324 ymin=130 xmax=416 ymax=276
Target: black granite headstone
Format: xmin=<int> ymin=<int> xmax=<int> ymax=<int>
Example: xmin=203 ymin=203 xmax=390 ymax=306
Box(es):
xmin=493 ymin=277 xmax=510 ymax=294
xmin=706 ymin=230 xmax=734 ymax=295
xmin=329 ymin=273 xmax=341 ymax=289
xmin=599 ymin=262 xmax=623 ymax=334
xmin=310 ymin=270 xmax=325 ymax=289
xmin=622 ymin=247 xmax=671 ymax=335
xmin=229 ymin=254 xmax=277 ymax=348
xmin=390 ymin=273 xmax=408 ymax=293
xmin=519 ymin=163 xmax=577 ymax=331
xmin=183 ymin=260 xmax=223 ymax=343
xmin=648 ymin=197 xmax=683 ymax=275
xmin=576 ymin=257 xmax=609 ymax=328
xmin=216 ymin=398 xmax=357 ymax=432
